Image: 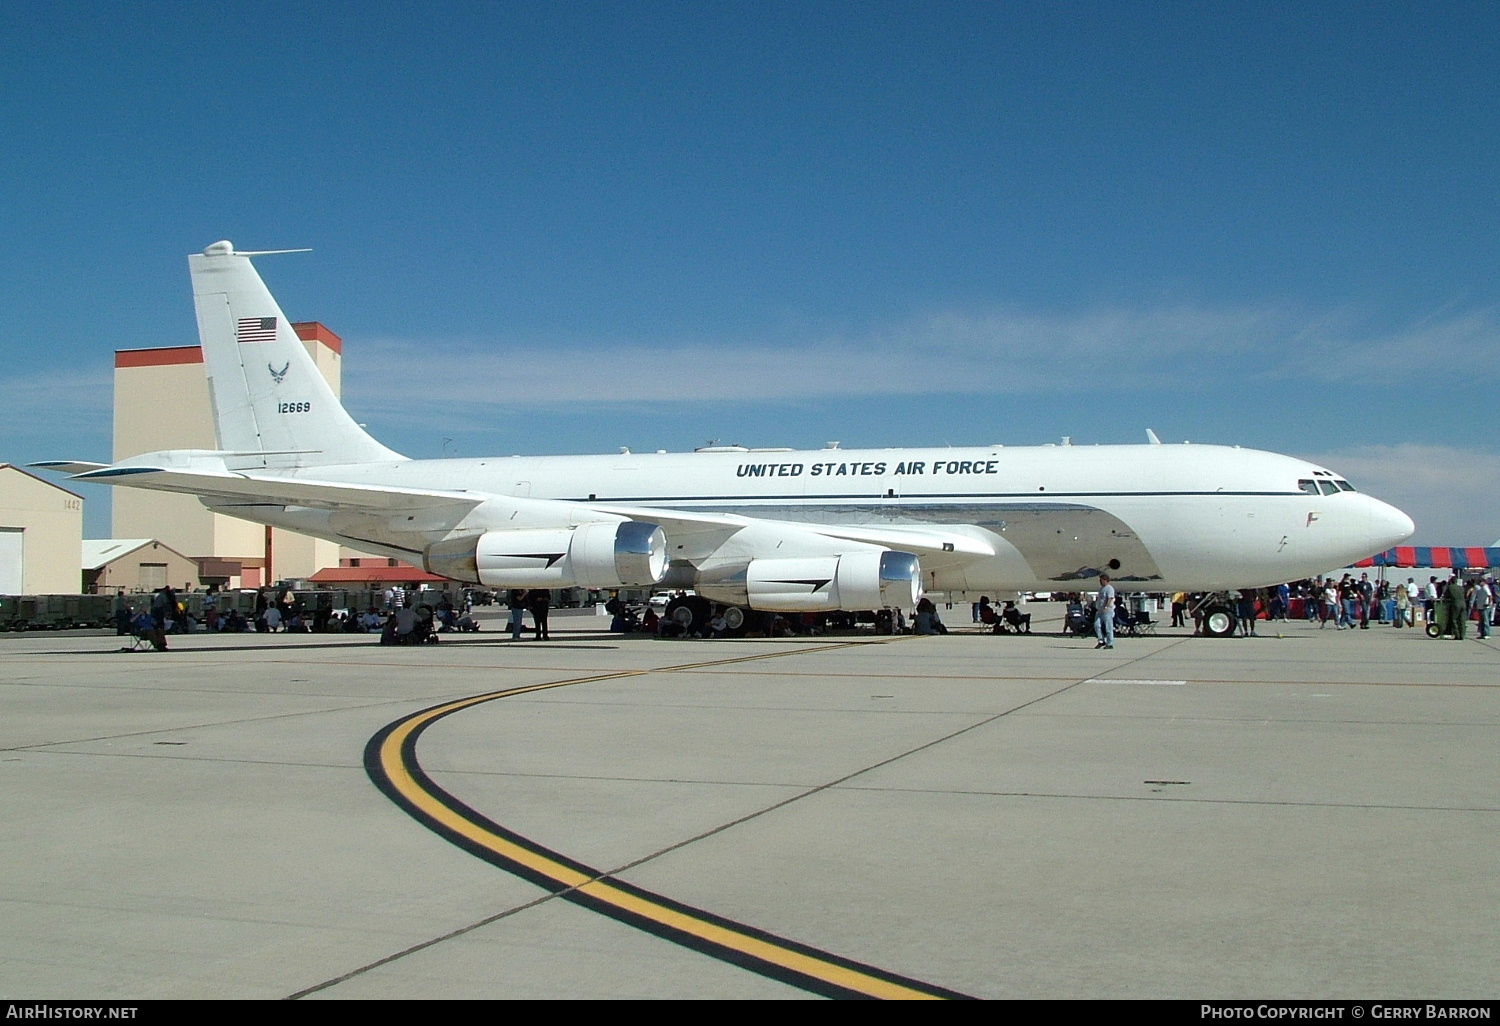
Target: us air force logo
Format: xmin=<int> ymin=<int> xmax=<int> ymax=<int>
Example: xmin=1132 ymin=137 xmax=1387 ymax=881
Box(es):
xmin=268 ymin=361 xmax=290 ymax=385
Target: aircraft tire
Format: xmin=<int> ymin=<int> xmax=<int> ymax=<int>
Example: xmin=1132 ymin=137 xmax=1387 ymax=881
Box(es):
xmin=1202 ymin=605 xmax=1237 ymax=638
xmin=666 ymin=595 xmax=713 ymax=635
xmin=721 ymin=604 xmax=761 ymax=638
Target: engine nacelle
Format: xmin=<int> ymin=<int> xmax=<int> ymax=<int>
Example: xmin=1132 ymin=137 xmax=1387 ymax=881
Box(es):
xmin=696 ymin=550 xmax=921 ymax=612
xmin=424 ymin=521 xmax=666 ymax=589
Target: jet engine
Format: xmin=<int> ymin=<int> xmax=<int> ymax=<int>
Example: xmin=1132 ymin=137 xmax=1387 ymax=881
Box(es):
xmin=424 ymin=521 xmax=666 ymax=589
xmin=695 ymin=550 xmax=921 ymax=612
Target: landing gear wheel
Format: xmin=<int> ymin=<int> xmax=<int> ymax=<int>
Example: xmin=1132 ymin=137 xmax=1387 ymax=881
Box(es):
xmin=720 ymin=605 xmax=752 ymax=638
xmin=1202 ymin=605 xmax=1237 ymax=638
xmin=665 ymin=595 xmax=712 ymax=635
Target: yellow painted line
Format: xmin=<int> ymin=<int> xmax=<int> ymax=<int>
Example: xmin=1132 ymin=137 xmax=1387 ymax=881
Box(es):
xmin=365 ymin=653 xmax=968 ymax=1000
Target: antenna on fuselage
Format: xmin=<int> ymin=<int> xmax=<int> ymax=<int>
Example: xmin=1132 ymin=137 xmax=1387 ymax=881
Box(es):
xmin=1146 ymin=428 xmax=1161 ymax=444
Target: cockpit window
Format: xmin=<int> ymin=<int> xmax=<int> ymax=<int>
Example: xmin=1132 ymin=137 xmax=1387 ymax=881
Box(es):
xmin=1317 ymin=480 xmax=1339 ymax=496
xmin=1334 ymin=479 xmax=1356 ymax=492
xmin=1298 ymin=479 xmax=1319 ymax=495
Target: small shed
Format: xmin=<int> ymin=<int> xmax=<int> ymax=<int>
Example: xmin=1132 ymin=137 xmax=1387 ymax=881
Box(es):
xmin=82 ymin=539 xmax=202 ymax=594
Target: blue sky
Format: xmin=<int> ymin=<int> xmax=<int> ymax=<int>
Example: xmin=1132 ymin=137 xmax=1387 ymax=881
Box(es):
xmin=2 ymin=1 xmax=1497 ymax=543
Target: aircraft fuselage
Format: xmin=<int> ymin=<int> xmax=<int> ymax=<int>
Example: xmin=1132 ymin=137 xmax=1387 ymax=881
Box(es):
xmin=239 ymin=441 xmax=1411 ymax=593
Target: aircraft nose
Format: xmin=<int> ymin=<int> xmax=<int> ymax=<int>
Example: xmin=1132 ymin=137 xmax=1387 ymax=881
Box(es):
xmin=1368 ymin=497 xmax=1416 ymax=552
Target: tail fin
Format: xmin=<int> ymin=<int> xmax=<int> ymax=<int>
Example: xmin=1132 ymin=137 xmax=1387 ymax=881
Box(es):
xmin=188 ymin=241 xmax=404 ymax=468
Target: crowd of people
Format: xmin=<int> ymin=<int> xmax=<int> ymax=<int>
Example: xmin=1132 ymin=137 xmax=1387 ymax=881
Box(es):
xmin=1287 ymin=572 xmax=1494 ymax=639
xmin=116 ymin=585 xmax=482 ymax=650
xmin=115 ymin=568 xmax=1499 ymax=652
xmin=972 ymin=570 xmax=1499 ymax=643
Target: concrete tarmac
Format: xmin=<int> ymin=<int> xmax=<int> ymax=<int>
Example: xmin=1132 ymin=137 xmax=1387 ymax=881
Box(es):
xmin=1 ymin=608 xmax=1496 ymax=999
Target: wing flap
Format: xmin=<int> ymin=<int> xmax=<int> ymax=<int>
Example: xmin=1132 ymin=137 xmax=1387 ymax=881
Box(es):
xmin=588 ymin=502 xmax=994 ymax=561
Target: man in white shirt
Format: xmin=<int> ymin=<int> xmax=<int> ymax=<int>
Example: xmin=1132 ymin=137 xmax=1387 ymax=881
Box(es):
xmin=1095 ymin=574 xmax=1116 ymax=650
xmin=1470 ymin=578 xmax=1493 ymax=640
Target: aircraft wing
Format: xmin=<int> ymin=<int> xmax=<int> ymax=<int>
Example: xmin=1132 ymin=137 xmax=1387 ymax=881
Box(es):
xmin=46 ymin=458 xmax=996 ymax=568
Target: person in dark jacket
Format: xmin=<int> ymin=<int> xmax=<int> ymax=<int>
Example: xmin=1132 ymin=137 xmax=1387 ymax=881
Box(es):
xmin=529 ymin=589 xmax=551 ymax=640
xmin=1442 ymin=575 xmax=1468 ymax=641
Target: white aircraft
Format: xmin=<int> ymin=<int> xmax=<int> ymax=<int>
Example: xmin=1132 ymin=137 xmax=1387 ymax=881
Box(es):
xmin=38 ymin=241 xmax=1414 ymax=636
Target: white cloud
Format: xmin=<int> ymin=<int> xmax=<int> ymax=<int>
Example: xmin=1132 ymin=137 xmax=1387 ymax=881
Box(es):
xmin=1278 ymin=309 xmax=1500 ymax=386
xmin=0 ymin=366 xmax=111 ymax=437
xmin=343 ymin=304 xmax=1500 ymax=407
xmin=1299 ymin=444 xmax=1500 ymax=545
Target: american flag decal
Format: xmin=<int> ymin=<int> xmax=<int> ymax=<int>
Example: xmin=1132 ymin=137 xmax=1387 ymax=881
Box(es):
xmin=237 ymin=317 xmax=277 ymax=343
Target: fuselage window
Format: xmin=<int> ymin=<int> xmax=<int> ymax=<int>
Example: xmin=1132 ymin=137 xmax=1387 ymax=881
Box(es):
xmin=1318 ymin=480 xmax=1339 ymax=496
xmin=1334 ymin=480 xmax=1356 ymax=492
xmin=1298 ymin=479 xmax=1319 ymax=495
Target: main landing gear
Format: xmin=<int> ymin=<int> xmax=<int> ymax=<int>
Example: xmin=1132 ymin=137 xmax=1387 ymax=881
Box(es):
xmin=660 ymin=596 xmax=776 ymax=638
xmin=664 ymin=594 xmax=713 ymax=634
xmin=1192 ymin=594 xmax=1239 ymax=639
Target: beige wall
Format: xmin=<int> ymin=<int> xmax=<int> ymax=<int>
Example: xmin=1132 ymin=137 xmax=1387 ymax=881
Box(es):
xmin=114 ymin=359 xmax=221 ymax=558
xmin=112 ymin=335 xmax=345 ymax=580
xmin=0 ymin=465 xmax=84 ymax=594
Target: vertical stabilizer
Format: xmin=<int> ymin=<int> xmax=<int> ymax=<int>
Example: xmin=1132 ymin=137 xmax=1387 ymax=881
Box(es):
xmin=188 ymin=241 xmax=404 ymax=468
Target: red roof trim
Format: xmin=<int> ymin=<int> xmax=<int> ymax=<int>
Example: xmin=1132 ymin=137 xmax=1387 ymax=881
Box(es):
xmin=114 ymin=322 xmax=341 ymax=367
xmin=307 ymin=567 xmax=450 ymax=584
xmin=292 ymin=321 xmax=342 ymax=354
xmin=115 ymin=346 xmax=203 ymax=368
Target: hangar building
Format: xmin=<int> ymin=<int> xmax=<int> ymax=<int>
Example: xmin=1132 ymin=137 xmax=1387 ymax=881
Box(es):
xmin=0 ymin=464 xmax=84 ymax=594
xmin=112 ymin=323 xmax=347 ymax=587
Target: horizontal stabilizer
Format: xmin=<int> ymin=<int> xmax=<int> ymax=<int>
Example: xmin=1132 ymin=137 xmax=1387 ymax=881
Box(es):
xmin=61 ymin=457 xmax=632 ymax=533
xmin=72 ymin=464 xmax=484 ymax=512
xmin=29 ymin=460 xmax=111 ymax=475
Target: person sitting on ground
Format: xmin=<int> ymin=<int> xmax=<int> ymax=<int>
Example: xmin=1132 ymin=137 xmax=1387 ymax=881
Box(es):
xmin=378 ymin=611 xmax=399 ymax=644
xmin=415 ymin=605 xmax=438 ymax=643
xmin=393 ymin=603 xmax=418 ymax=644
xmin=914 ymin=597 xmax=947 ymax=635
